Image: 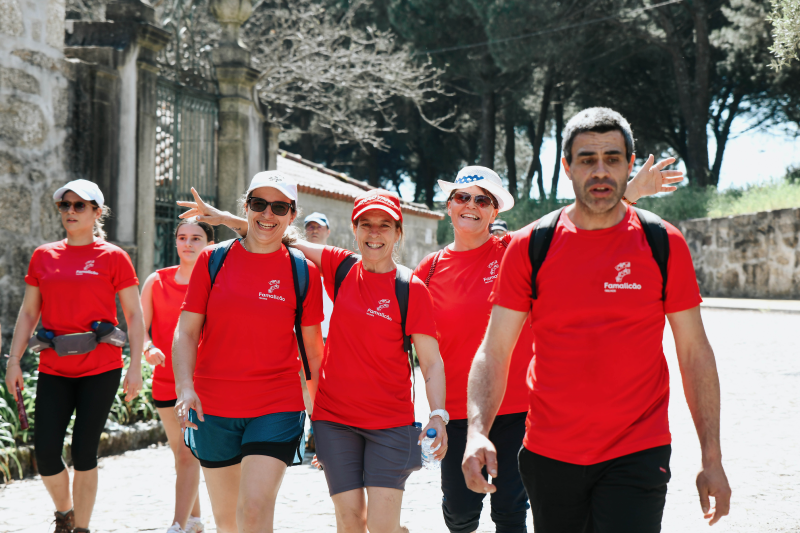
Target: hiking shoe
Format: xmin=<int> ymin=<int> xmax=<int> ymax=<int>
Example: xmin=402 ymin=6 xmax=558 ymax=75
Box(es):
xmin=53 ymin=510 xmax=74 ymax=533
xmin=166 ymin=522 xmax=183 ymax=533
xmin=185 ymin=517 xmax=204 ymax=533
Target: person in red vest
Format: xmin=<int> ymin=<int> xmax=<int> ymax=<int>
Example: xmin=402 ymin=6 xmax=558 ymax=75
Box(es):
xmin=463 ymin=107 xmax=731 ymax=532
xmin=5 ymin=179 xmax=145 ymax=533
xmin=140 ymin=218 xmax=215 ymax=533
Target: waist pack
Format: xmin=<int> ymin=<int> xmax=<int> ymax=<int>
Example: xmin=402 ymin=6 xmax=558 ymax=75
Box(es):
xmin=27 ymin=321 xmax=128 ymax=357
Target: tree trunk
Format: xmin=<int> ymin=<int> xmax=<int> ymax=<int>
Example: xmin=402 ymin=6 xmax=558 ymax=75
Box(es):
xmin=480 ymin=90 xmax=496 ymax=167
xmin=550 ymin=93 xmax=564 ymax=199
xmin=710 ymin=91 xmax=743 ymax=185
xmin=524 ymin=64 xmax=554 ymax=199
xmin=504 ymin=101 xmax=518 ymax=198
xmin=299 ymin=110 xmax=314 ymax=161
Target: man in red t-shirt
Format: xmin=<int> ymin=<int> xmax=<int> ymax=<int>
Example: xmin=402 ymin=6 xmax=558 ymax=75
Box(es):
xmin=462 ymin=107 xmax=731 ymax=532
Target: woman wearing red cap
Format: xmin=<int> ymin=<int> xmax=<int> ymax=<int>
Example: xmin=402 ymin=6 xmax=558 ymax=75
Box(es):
xmin=416 ymin=160 xmax=684 ymax=533
xmin=179 ymin=187 xmax=448 ymax=533
xmin=172 ymin=172 xmax=325 ymax=533
xmin=140 ymin=218 xmax=215 ymax=533
xmin=4 ymin=179 xmax=145 ymax=533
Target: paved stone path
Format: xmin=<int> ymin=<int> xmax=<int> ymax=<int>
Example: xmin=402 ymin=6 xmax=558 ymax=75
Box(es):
xmin=2 ymin=308 xmax=799 ymax=532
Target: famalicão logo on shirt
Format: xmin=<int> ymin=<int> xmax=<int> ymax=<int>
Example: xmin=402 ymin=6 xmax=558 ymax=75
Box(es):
xmin=603 ymin=261 xmax=641 ymax=292
xmin=259 ymin=280 xmax=286 ymax=302
xmin=76 ymin=259 xmax=99 ymax=276
xmin=367 ymin=298 xmax=393 ymax=321
xmin=483 ymin=260 xmax=499 ymax=284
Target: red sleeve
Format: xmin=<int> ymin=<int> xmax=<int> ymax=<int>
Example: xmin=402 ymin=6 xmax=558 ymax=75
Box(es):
xmin=302 ymin=259 xmax=325 ymax=326
xmin=489 ymin=222 xmax=536 ymax=312
xmin=663 ymin=223 xmax=703 ymax=313
xmin=413 ymin=252 xmax=436 ymax=281
xmin=24 ymin=247 xmax=42 ymax=287
xmin=112 ymin=247 xmax=139 ymax=291
xmin=405 ymin=275 xmax=439 ymax=338
xmin=182 ymin=248 xmax=213 ymax=314
xmin=320 ymin=246 xmax=358 ymax=297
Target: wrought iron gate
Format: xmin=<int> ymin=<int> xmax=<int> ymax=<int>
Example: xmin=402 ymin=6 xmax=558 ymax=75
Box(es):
xmin=154 ymin=79 xmax=218 ymax=269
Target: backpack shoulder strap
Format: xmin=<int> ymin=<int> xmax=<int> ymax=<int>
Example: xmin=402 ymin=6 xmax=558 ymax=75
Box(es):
xmin=333 ymin=253 xmax=361 ymax=302
xmin=287 ymin=247 xmax=312 ymax=380
xmin=500 ymin=233 xmax=513 ymax=248
xmin=424 ymin=249 xmax=444 ymax=287
xmin=394 ymin=264 xmax=415 ymax=403
xmin=528 ymin=207 xmax=564 ymax=300
xmin=208 ymin=238 xmax=238 ymax=287
xmin=633 ymin=207 xmax=670 ymax=301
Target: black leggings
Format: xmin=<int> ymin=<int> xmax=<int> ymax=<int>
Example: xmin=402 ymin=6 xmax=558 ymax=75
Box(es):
xmin=34 ymin=369 xmax=122 ymax=476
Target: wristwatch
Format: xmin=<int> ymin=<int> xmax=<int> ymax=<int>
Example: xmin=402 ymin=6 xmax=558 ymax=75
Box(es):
xmin=143 ymin=341 xmax=154 ymax=353
xmin=429 ymin=409 xmax=450 ymax=425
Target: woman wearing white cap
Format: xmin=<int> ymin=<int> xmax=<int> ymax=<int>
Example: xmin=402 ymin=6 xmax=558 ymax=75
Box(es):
xmin=172 ymin=172 xmax=325 ymax=533
xmin=4 ymin=179 xmax=145 ymax=533
xmin=414 ymin=160 xmax=683 ymax=533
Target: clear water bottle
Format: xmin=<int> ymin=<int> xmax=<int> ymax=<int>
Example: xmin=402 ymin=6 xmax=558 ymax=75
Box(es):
xmin=421 ymin=428 xmax=441 ymax=470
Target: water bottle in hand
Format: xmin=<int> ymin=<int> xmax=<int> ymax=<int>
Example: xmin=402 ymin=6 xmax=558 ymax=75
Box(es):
xmin=421 ymin=428 xmax=441 ymax=470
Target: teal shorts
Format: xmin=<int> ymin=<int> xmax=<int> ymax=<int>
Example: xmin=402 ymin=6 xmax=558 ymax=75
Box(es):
xmin=184 ymin=410 xmax=305 ymax=468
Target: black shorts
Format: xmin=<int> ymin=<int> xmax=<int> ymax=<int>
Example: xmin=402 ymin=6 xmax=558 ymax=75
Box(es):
xmin=154 ymin=398 xmax=177 ymax=408
xmin=518 ymin=445 xmax=671 ymax=533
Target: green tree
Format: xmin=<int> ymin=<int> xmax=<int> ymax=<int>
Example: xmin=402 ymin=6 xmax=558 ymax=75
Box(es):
xmin=768 ymin=0 xmax=800 ymax=69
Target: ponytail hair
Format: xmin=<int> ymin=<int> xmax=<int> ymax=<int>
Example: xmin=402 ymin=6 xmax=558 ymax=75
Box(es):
xmin=92 ymin=202 xmax=110 ymax=240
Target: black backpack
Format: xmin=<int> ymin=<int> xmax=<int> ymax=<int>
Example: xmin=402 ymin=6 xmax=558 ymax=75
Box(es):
xmin=207 ymin=238 xmax=312 ymax=380
xmin=333 ymin=254 xmax=416 ymax=400
xmin=529 ymin=207 xmax=670 ymax=300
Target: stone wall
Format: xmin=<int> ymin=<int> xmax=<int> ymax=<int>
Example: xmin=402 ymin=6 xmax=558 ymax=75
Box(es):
xmin=0 ymin=0 xmax=70 ymax=347
xmin=677 ymin=208 xmax=800 ymax=299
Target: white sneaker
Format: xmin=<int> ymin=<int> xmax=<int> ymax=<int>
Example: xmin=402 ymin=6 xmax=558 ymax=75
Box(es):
xmin=185 ymin=517 xmax=204 ymax=533
xmin=166 ymin=522 xmax=183 ymax=533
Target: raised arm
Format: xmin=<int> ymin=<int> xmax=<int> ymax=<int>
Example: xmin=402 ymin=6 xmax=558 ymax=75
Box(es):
xmin=172 ymin=310 xmax=206 ymax=430
xmin=667 ymin=305 xmax=731 ymax=525
xmin=463 ymin=305 xmax=527 ymax=494
xmin=118 ymin=285 xmax=145 ymax=402
xmin=625 ymin=155 xmax=684 ymax=203
xmin=414 ymin=332 xmax=447 ymax=459
xmin=178 ymin=187 xmax=248 ymax=237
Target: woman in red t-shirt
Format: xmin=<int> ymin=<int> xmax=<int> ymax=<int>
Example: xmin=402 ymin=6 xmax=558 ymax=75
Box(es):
xmin=172 ymin=173 xmax=325 ymax=533
xmin=180 ymin=188 xmax=449 ymax=533
xmin=4 ymin=179 xmax=145 ymax=533
xmin=140 ymin=218 xmax=214 ymax=533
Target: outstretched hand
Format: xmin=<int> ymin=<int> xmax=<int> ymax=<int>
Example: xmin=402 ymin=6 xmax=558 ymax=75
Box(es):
xmin=177 ymin=187 xmax=227 ymax=226
xmin=627 ymin=155 xmax=684 ymax=202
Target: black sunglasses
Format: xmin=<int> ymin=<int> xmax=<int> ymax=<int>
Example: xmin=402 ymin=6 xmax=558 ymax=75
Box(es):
xmin=56 ymin=200 xmax=95 ymax=213
xmin=450 ymin=191 xmax=497 ymax=209
xmin=246 ymin=197 xmax=294 ymax=216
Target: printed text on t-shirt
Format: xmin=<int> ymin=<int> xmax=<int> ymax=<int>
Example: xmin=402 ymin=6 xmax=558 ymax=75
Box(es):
xmin=604 ymin=261 xmax=641 ymax=292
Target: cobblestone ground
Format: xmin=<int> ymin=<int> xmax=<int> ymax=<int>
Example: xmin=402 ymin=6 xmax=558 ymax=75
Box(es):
xmin=1 ymin=309 xmax=798 ymax=532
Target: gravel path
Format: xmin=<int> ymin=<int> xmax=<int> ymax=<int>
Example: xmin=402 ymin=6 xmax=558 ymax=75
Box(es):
xmin=1 ymin=308 xmax=798 ymax=532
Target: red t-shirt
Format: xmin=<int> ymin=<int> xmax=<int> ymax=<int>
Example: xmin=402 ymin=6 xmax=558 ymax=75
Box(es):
xmin=150 ymin=266 xmax=186 ymax=401
xmin=312 ymin=246 xmax=438 ymax=429
xmin=25 ymin=239 xmax=139 ymax=378
xmin=182 ymin=242 xmax=324 ymax=418
xmin=490 ymin=206 xmax=702 ymax=465
xmin=415 ymin=236 xmax=531 ymax=420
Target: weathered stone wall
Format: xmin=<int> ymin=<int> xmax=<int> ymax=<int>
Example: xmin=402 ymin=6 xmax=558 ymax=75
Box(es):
xmin=0 ymin=0 xmax=70 ymax=347
xmin=677 ymin=208 xmax=800 ymax=299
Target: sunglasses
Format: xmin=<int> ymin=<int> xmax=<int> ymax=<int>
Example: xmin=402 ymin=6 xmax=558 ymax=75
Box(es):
xmin=450 ymin=191 xmax=497 ymax=209
xmin=56 ymin=200 xmax=95 ymax=213
xmin=246 ymin=197 xmax=294 ymax=216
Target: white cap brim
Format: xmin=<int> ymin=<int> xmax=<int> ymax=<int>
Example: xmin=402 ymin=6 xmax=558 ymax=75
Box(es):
xmin=53 ymin=180 xmax=105 ymax=208
xmin=437 ymin=179 xmax=515 ymax=213
xmin=247 ymin=171 xmax=298 ymax=202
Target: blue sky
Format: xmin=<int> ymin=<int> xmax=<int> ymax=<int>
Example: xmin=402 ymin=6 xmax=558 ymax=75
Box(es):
xmin=399 ymin=125 xmax=800 ymax=202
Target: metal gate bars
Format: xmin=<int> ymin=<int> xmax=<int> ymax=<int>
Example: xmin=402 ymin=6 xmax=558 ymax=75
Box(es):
xmin=154 ymin=79 xmax=218 ymax=270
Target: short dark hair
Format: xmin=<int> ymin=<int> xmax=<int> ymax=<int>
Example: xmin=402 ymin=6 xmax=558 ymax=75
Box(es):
xmin=562 ymin=107 xmax=634 ymax=165
xmin=175 ymin=217 xmax=215 ymax=243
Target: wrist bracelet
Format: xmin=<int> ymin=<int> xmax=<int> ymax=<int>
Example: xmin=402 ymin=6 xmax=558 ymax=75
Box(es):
xmin=621 ymin=195 xmax=637 ymax=206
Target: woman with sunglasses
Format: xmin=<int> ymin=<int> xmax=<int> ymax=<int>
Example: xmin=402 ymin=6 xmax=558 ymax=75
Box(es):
xmin=415 ymin=160 xmax=684 ymax=533
xmin=179 ymin=188 xmax=448 ymax=533
xmin=172 ymin=172 xmax=325 ymax=533
xmin=140 ymin=218 xmax=215 ymax=533
xmin=4 ymin=179 xmax=145 ymax=533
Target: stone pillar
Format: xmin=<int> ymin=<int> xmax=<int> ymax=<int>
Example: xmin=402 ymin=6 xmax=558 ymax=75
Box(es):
xmin=209 ymin=0 xmax=260 ymax=214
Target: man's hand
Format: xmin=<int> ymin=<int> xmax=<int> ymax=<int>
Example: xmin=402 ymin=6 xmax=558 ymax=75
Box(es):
xmin=626 ymin=155 xmax=684 ymax=202
xmin=144 ymin=347 xmax=166 ymax=367
xmin=697 ymin=462 xmax=731 ymax=525
xmin=462 ymin=430 xmax=497 ymax=494
xmin=418 ymin=416 xmax=448 ymax=460
xmin=175 ymin=388 xmax=204 ymax=431
xmin=177 ymin=187 xmax=229 ymax=225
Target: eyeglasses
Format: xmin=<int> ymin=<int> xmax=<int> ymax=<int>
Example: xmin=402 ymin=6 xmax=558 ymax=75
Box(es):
xmin=450 ymin=191 xmax=497 ymax=209
xmin=246 ymin=197 xmax=294 ymax=216
xmin=56 ymin=200 xmax=95 ymax=213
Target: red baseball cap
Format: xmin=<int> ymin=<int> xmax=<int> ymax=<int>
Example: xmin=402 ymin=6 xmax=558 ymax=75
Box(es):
xmin=351 ymin=189 xmax=403 ymax=222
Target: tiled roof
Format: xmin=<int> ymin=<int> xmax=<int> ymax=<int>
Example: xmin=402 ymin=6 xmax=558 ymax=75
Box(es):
xmin=277 ymin=151 xmax=444 ymax=220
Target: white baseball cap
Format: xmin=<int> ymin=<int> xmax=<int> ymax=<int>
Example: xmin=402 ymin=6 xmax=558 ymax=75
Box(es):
xmin=53 ymin=179 xmax=105 ymax=209
xmin=438 ymin=166 xmax=515 ymax=213
xmin=246 ymin=171 xmax=298 ymax=202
